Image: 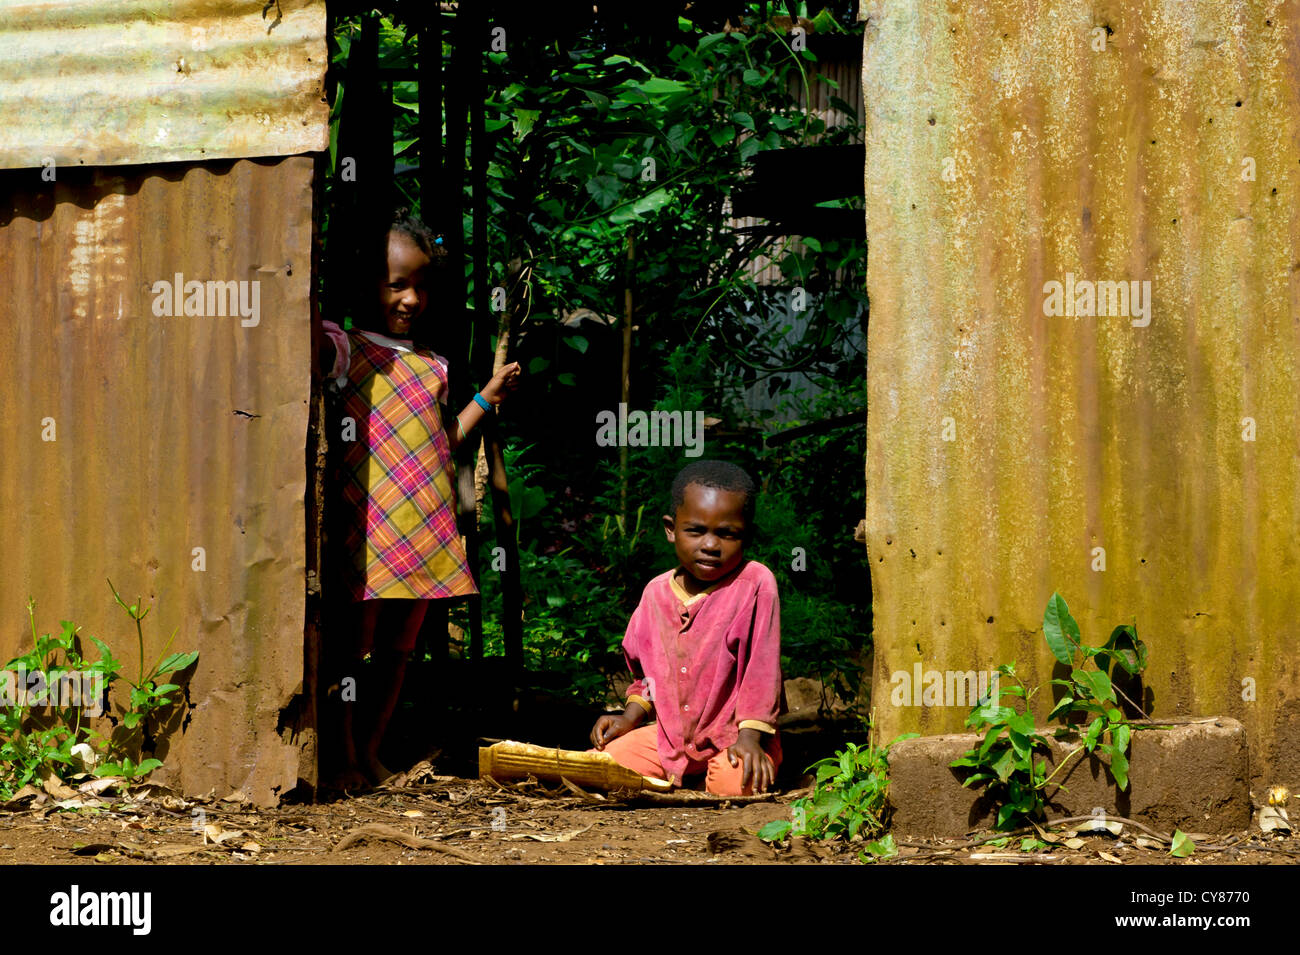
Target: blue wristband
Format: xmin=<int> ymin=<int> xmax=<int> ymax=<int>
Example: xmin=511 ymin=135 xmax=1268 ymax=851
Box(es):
xmin=473 ymin=392 xmax=492 ymax=412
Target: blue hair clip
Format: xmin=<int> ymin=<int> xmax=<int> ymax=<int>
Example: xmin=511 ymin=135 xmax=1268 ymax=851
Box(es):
xmin=435 ymin=235 xmax=444 ymax=245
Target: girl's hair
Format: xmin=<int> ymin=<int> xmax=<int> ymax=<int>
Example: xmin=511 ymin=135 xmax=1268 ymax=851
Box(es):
xmin=669 ymin=460 xmax=758 ymax=536
xmin=389 ymin=206 xmax=447 ymax=264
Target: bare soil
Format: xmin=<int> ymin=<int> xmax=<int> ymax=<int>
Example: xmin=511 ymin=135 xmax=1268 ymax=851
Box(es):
xmin=2 ymin=772 xmax=1296 ymax=865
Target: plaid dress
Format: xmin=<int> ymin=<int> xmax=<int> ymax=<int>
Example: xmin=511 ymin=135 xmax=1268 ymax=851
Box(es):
xmin=325 ymin=323 xmax=478 ymax=601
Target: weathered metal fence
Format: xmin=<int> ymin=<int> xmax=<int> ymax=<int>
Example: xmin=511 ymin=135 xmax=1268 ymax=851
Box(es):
xmin=864 ymin=0 xmax=1300 ymax=786
xmin=0 ymin=0 xmax=327 ymax=802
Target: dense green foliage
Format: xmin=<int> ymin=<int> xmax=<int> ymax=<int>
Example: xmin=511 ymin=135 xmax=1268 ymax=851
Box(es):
xmin=326 ymin=5 xmax=870 ymax=708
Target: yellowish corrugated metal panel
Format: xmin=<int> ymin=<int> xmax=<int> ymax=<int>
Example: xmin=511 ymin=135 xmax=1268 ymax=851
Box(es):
xmin=0 ymin=0 xmax=328 ymax=170
xmin=864 ymin=0 xmax=1300 ymax=786
xmin=0 ymin=156 xmax=314 ymax=803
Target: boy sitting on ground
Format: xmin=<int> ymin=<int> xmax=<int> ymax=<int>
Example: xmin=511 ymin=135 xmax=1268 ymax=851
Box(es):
xmin=590 ymin=460 xmax=782 ymax=796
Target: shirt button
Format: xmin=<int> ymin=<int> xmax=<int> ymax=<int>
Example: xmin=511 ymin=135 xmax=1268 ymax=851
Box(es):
xmin=683 ymin=704 xmax=689 ymax=711
xmin=680 ymin=666 xmax=687 ymax=673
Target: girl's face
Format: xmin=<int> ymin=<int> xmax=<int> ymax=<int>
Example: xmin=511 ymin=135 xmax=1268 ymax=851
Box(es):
xmin=377 ymin=232 xmax=431 ymax=337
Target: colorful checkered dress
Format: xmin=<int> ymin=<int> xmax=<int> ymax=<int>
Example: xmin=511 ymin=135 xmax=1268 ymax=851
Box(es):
xmin=326 ymin=323 xmax=478 ymax=601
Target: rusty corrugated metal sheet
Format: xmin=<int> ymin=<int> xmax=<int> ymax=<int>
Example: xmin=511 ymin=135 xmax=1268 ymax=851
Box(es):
xmin=0 ymin=156 xmax=314 ymax=803
xmin=864 ymin=0 xmax=1300 ymax=787
xmin=0 ymin=0 xmax=328 ymax=169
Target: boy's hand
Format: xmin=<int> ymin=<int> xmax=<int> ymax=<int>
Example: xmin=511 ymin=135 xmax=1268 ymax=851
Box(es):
xmin=727 ymin=728 xmax=775 ymax=793
xmin=480 ymin=362 xmax=522 ymax=405
xmin=590 ymin=701 xmax=648 ymax=750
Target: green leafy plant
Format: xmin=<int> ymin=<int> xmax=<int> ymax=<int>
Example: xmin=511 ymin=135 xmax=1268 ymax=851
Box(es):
xmin=0 ymin=601 xmax=120 ymax=800
xmin=950 ymin=592 xmax=1149 ymax=830
xmin=0 ymin=583 xmax=198 ymax=798
xmin=758 ymin=721 xmax=916 ymax=856
xmin=99 ymin=581 xmax=199 ymax=780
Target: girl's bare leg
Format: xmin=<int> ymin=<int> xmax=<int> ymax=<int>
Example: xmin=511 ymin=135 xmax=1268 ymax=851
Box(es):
xmin=338 ymin=600 xmax=382 ymax=789
xmin=358 ymin=599 xmax=428 ymax=783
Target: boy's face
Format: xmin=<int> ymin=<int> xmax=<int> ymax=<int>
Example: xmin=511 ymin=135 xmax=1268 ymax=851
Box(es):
xmin=378 ymin=232 xmax=430 ymax=337
xmin=664 ymin=483 xmax=748 ymax=586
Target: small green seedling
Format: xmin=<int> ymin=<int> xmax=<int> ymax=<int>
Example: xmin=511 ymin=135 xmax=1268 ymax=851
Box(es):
xmin=759 ymin=717 xmax=916 ymax=856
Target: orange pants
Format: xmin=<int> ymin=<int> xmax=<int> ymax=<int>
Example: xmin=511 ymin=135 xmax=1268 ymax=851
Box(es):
xmin=595 ymin=724 xmax=781 ymax=796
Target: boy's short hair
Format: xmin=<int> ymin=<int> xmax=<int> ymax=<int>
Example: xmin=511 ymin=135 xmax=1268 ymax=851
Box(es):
xmin=669 ymin=460 xmax=757 ymax=534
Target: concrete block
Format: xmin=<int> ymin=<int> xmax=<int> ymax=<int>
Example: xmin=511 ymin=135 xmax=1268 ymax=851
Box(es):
xmin=887 ymin=717 xmax=1249 ymax=838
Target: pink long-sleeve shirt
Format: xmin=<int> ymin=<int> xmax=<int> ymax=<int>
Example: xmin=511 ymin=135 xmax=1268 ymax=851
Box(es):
xmin=622 ymin=559 xmax=782 ymax=785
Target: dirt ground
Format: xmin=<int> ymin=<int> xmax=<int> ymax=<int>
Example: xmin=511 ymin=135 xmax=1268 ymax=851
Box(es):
xmin=2 ymin=769 xmax=1297 ymax=865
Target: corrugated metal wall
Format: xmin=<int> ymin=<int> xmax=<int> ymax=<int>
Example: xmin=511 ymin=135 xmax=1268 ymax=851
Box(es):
xmin=0 ymin=0 xmax=328 ymax=168
xmin=863 ymin=0 xmax=1300 ymax=787
xmin=0 ymin=1 xmax=326 ymax=803
xmin=0 ymin=157 xmax=315 ymax=802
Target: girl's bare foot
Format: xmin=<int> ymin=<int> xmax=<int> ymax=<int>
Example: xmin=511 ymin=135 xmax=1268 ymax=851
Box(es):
xmin=365 ymin=755 xmax=395 ymax=785
xmin=331 ymin=763 xmax=372 ymax=791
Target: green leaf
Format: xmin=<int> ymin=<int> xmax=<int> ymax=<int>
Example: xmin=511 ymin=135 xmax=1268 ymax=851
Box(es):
xmin=1108 ymin=745 xmax=1130 ymax=791
xmin=1074 ymin=668 xmax=1115 ymax=705
xmin=730 ymin=111 xmax=755 ymax=131
xmin=1169 ymin=829 xmax=1195 ymax=857
xmin=1042 ymin=592 xmax=1082 ymax=665
xmin=742 ymin=68 xmax=763 ymax=86
xmin=738 ymin=138 xmax=760 ymax=161
xmin=863 ymin=833 xmax=897 ymax=860
xmin=1047 ymin=697 xmax=1075 ymax=720
xmin=1008 ymin=730 xmax=1032 ymax=760
xmin=1112 ymin=722 xmax=1131 ymax=755
xmin=709 ymin=125 xmax=735 ymax=147
xmin=664 ymin=123 xmax=690 ymax=154
xmin=1007 ymin=711 xmax=1036 ymax=736
xmin=512 ymin=108 xmax=540 ymax=141
xmin=757 ymin=820 xmax=791 ymax=842
xmin=563 ymin=335 xmax=589 ymax=354
xmin=630 ymin=189 xmax=672 ymax=218
xmin=1100 ymin=624 xmax=1148 ymax=676
xmin=585 ymin=175 xmax=621 ymax=210
xmin=636 ymin=78 xmax=692 ymax=97
xmin=156 ymin=651 xmax=198 ymax=675
xmin=991 ymin=748 xmax=1015 ymax=782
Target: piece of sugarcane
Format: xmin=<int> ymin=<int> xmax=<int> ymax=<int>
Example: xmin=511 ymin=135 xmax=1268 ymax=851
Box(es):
xmin=478 ymin=740 xmax=673 ymax=792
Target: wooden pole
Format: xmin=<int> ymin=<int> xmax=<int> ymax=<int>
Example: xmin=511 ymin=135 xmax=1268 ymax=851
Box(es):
xmin=445 ymin=6 xmax=482 ymax=663
xmin=620 ymin=234 xmax=634 ymax=523
xmin=485 ymin=258 xmax=526 ymax=673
